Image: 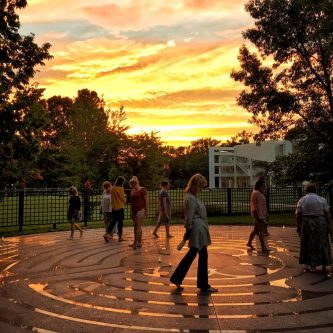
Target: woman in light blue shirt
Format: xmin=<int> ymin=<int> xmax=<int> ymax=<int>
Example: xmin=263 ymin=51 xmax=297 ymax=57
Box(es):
xmin=170 ymin=174 xmax=218 ymax=294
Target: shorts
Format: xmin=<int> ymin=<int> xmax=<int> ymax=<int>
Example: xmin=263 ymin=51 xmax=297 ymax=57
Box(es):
xmin=133 ymin=208 xmax=145 ymax=219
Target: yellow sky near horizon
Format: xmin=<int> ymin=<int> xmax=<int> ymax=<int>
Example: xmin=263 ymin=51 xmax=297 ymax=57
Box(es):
xmin=20 ymin=0 xmax=255 ymax=147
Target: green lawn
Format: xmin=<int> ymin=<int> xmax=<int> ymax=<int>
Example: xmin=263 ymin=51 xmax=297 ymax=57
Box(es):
xmin=0 ymin=213 xmax=296 ymax=237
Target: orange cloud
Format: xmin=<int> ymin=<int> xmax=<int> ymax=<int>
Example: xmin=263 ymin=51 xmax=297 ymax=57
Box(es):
xmin=20 ymin=0 xmax=255 ymax=146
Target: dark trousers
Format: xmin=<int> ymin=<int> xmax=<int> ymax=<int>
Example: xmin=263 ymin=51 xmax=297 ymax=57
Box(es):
xmin=107 ymin=208 xmax=124 ymax=237
xmin=170 ymin=246 xmax=209 ymax=290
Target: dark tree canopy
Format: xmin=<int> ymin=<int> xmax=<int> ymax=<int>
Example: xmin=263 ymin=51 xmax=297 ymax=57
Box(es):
xmin=231 ymin=0 xmax=333 ymax=183
xmin=0 ymin=0 xmax=52 ymax=187
xmin=0 ymin=0 xmax=52 ymax=102
xmin=231 ymin=0 xmax=333 ymax=142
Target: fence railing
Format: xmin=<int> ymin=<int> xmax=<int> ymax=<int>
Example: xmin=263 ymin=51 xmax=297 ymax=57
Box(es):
xmin=1 ymin=187 xmax=332 ymax=232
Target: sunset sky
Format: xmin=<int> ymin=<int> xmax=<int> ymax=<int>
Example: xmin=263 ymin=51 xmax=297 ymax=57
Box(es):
xmin=19 ymin=0 xmax=255 ymax=147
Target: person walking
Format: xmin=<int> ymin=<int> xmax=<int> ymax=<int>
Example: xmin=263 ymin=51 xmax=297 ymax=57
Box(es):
xmin=296 ymin=183 xmax=333 ymax=275
xmin=104 ymin=176 xmax=127 ymax=242
xmin=152 ymin=180 xmax=173 ymax=238
xmin=101 ymin=181 xmax=113 ymax=242
xmin=170 ymin=173 xmax=218 ymax=294
xmin=67 ymin=186 xmax=83 ymax=239
xmin=128 ymin=176 xmax=147 ymax=249
xmin=246 ymin=179 xmax=270 ymax=252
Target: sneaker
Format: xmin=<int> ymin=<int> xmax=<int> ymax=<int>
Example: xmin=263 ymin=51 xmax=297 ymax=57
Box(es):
xmin=166 ymin=235 xmax=174 ymax=238
xmin=103 ymin=234 xmax=109 ymax=242
xmin=152 ymin=233 xmax=159 ymax=238
xmin=118 ymin=237 xmax=126 ymax=242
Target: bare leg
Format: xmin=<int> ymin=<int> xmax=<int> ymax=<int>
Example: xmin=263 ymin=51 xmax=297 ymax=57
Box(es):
xmin=74 ymin=223 xmax=83 ymax=238
xmin=70 ymin=223 xmax=75 ymax=238
xmin=152 ymin=223 xmax=160 ymax=237
xmin=136 ymin=216 xmax=144 ymax=246
xmin=166 ymin=225 xmax=173 ymax=238
xmin=247 ymin=228 xmax=256 ymax=249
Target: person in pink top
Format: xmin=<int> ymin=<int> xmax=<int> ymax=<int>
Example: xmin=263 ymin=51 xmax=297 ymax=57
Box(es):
xmin=247 ymin=179 xmax=270 ymax=252
xmin=129 ymin=176 xmax=148 ymax=249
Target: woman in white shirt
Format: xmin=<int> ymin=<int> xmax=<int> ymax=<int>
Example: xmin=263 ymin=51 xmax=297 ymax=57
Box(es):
xmin=296 ymin=183 xmax=333 ymax=275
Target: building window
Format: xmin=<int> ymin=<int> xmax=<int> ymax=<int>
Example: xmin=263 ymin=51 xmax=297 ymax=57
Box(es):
xmin=222 ymin=166 xmax=233 ymax=173
xmin=214 ymin=166 xmax=219 ymax=174
xmin=221 ymin=156 xmax=234 ymax=163
xmin=214 ymin=155 xmax=219 ymax=163
xmin=215 ymin=177 xmax=219 ymax=188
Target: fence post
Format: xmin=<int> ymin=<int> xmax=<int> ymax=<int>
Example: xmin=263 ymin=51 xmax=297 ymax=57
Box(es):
xmin=83 ymin=190 xmax=89 ymax=226
xmin=329 ymin=187 xmax=333 ymax=217
xmin=18 ymin=190 xmax=24 ymax=232
xmin=266 ymin=187 xmax=270 ymax=213
xmin=227 ymin=188 xmax=232 ymax=215
xmin=297 ymin=186 xmax=303 ymax=199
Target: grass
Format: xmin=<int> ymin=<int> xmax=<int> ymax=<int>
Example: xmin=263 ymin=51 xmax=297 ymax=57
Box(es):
xmin=1 ymin=187 xmax=304 ymax=227
xmin=0 ymin=213 xmax=296 ymax=238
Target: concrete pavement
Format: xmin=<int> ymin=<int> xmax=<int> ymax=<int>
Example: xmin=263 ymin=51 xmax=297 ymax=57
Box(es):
xmin=0 ymin=225 xmax=333 ymax=332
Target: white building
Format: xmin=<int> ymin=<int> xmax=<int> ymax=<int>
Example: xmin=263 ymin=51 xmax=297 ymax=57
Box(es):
xmin=208 ymin=140 xmax=293 ymax=188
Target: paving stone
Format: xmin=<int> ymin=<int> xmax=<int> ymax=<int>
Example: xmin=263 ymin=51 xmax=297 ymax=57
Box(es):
xmin=0 ymin=225 xmax=332 ymax=332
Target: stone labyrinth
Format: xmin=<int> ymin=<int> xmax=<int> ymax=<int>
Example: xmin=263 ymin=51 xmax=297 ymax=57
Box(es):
xmin=1 ymin=226 xmax=333 ymax=333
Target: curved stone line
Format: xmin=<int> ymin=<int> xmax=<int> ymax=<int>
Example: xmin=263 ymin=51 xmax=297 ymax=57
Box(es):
xmin=35 ymin=307 xmax=186 ymax=332
xmin=69 ymin=284 xmax=255 ymax=307
xmin=29 ymin=283 xmax=131 ymax=314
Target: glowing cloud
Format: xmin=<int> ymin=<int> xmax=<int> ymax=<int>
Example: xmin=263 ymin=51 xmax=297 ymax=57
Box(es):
xmin=19 ymin=0 xmax=255 ymax=147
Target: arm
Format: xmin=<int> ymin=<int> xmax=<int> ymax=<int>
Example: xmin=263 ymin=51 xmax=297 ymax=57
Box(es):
xmin=296 ymin=212 xmax=302 ymax=235
xmin=74 ymin=196 xmax=81 ymax=211
xmin=120 ymin=188 xmax=126 ymax=204
xmin=252 ymin=192 xmax=262 ymax=221
xmin=324 ymin=210 xmax=333 ymax=238
xmin=142 ymin=188 xmax=148 ymax=216
xmin=183 ymin=195 xmax=195 ymax=239
xmin=295 ymin=198 xmax=302 ymax=235
xmin=162 ymin=197 xmax=170 ymax=220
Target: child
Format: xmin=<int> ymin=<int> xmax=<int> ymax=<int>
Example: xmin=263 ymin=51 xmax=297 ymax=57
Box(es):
xmin=152 ymin=181 xmax=173 ymax=238
xmin=67 ymin=186 xmax=83 ymax=239
xmin=101 ymin=181 xmax=114 ymax=242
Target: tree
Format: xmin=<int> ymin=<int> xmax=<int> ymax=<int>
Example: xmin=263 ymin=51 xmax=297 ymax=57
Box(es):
xmin=167 ymin=146 xmax=191 ymax=188
xmin=226 ymin=130 xmax=251 ymax=147
xmin=0 ymin=0 xmax=52 ymax=187
xmin=187 ymin=138 xmax=221 ymax=180
xmin=118 ymin=132 xmax=168 ymax=189
xmin=231 ymin=0 xmax=333 ymax=182
xmin=38 ymin=96 xmax=74 ymax=187
xmin=260 ymin=126 xmax=333 ymax=185
xmin=1 ymin=86 xmax=49 ymax=185
xmin=167 ymin=138 xmax=221 ymax=187
xmin=60 ymin=89 xmax=123 ymax=186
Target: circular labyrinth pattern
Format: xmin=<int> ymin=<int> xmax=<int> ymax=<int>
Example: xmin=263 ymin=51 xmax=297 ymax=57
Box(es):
xmin=1 ymin=226 xmax=333 ymax=333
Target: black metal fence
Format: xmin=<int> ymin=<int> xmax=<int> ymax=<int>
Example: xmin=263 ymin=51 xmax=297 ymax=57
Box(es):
xmin=1 ymin=187 xmax=332 ymax=232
